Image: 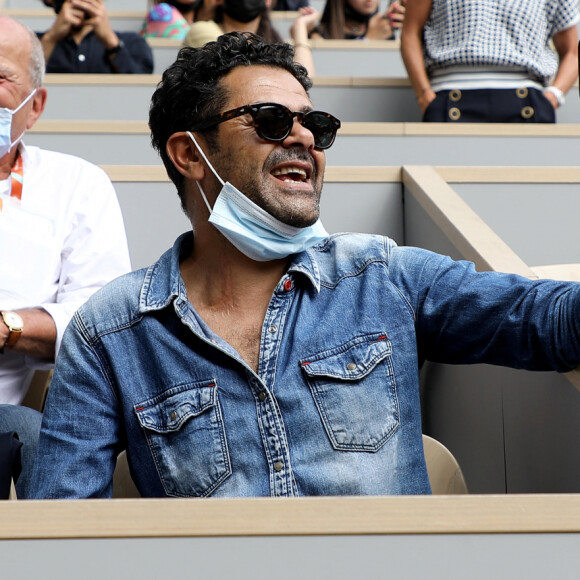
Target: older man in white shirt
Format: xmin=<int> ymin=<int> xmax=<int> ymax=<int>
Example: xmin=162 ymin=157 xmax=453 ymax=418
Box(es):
xmin=0 ymin=15 xmax=131 ymax=496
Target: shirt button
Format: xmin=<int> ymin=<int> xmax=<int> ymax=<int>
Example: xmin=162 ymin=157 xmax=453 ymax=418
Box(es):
xmin=258 ymin=392 xmax=267 ymax=402
xmin=274 ymin=461 xmax=284 ymax=472
xmin=347 ymin=362 xmax=357 ymax=371
xmin=268 ymin=325 xmax=278 ymax=333
xmin=170 ymin=411 xmax=177 ymax=421
xmin=211 ymin=339 xmax=218 ymax=344
xmin=78 ymin=54 xmax=86 ymax=62
xmin=283 ymin=279 xmax=292 ymax=291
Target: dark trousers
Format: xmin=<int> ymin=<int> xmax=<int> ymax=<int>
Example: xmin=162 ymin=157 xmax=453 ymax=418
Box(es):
xmin=0 ymin=431 xmax=22 ymax=499
xmin=423 ymin=87 xmax=556 ymax=123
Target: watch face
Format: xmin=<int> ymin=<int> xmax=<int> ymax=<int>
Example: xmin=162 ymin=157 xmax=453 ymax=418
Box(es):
xmin=3 ymin=312 xmax=23 ymax=330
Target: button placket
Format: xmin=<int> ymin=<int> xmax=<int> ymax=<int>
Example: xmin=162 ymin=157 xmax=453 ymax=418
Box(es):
xmin=253 ymin=383 xmax=295 ymax=496
xmin=251 ymin=277 xmax=297 ymax=496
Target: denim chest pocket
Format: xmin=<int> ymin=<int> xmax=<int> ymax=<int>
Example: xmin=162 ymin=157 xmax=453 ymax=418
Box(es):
xmin=300 ymin=333 xmax=400 ymax=452
xmin=134 ymin=380 xmax=231 ymax=497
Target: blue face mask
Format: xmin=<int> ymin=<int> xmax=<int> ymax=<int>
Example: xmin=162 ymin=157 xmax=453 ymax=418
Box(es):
xmin=186 ymin=131 xmax=328 ymax=262
xmin=0 ymin=89 xmax=36 ymax=159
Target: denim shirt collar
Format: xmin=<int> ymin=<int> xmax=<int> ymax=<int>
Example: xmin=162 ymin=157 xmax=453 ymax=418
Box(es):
xmin=138 ymin=232 xmax=323 ymax=315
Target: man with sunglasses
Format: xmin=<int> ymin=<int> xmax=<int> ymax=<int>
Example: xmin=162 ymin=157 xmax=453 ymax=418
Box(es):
xmin=30 ymin=32 xmax=580 ymax=499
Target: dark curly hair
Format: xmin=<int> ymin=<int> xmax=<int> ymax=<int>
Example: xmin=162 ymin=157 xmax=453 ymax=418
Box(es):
xmin=149 ymin=32 xmax=312 ymax=204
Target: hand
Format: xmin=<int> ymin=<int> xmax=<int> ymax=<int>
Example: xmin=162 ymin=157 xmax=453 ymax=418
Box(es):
xmin=45 ymin=0 xmax=86 ymax=42
xmin=386 ymin=0 xmax=406 ymax=31
xmin=417 ymin=87 xmax=436 ymax=114
xmin=366 ymin=11 xmax=393 ymax=40
xmin=542 ymin=90 xmax=559 ymax=109
xmin=71 ymin=0 xmax=118 ymax=49
xmin=290 ymin=6 xmax=320 ymax=41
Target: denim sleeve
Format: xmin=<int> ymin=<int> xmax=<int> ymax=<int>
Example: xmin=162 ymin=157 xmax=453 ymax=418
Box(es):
xmin=387 ymin=244 xmax=580 ymax=372
xmin=28 ymin=313 xmax=122 ymax=499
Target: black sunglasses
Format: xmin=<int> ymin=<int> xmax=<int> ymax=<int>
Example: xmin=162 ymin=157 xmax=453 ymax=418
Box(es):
xmin=190 ymin=102 xmax=341 ymax=150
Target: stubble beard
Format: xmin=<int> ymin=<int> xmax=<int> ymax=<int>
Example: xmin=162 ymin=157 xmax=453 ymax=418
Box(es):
xmin=240 ymin=149 xmax=323 ymax=228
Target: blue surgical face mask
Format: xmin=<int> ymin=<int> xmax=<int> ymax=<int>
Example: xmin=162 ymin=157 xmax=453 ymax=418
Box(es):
xmin=186 ymin=131 xmax=328 ymax=262
xmin=0 ymin=89 xmax=37 ymax=159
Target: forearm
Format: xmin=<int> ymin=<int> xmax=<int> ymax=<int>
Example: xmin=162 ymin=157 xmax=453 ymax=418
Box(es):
xmin=290 ymin=11 xmax=317 ymax=77
xmin=400 ymin=0 xmax=435 ymax=111
xmin=30 ymin=317 xmax=120 ymax=499
xmin=550 ymin=49 xmax=579 ymax=96
xmin=545 ymin=26 xmax=579 ymax=106
xmin=294 ymin=45 xmax=315 ymax=78
xmin=39 ymin=30 xmax=61 ymax=63
xmin=400 ymin=27 xmax=435 ymax=110
xmin=0 ymin=308 xmax=56 ymax=360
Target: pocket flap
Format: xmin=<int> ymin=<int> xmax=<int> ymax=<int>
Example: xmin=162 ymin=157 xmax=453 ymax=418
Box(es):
xmin=134 ymin=380 xmax=218 ymax=434
xmin=300 ymin=333 xmax=392 ymax=381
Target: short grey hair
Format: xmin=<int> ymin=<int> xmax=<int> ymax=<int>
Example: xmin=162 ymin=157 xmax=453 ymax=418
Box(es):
xmin=26 ymin=26 xmax=45 ymax=87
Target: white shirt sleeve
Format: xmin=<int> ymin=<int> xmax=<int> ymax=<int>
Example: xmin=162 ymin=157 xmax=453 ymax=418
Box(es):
xmin=40 ymin=164 xmax=131 ymax=354
xmin=4 ymin=145 xmax=131 ymax=360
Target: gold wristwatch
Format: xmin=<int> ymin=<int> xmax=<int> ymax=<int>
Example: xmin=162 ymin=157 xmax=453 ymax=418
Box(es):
xmin=0 ymin=311 xmax=23 ymax=353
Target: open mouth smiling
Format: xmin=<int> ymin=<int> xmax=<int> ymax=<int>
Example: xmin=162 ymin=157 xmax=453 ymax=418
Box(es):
xmin=271 ymin=165 xmax=310 ymax=183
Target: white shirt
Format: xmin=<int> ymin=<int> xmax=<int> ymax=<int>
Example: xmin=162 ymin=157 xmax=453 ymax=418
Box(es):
xmin=0 ymin=143 xmax=131 ymax=404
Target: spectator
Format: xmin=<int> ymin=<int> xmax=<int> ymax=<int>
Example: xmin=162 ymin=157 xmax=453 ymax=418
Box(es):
xmin=39 ymin=0 xmax=154 ymax=73
xmin=141 ymin=0 xmax=224 ymax=40
xmin=29 ymin=33 xmax=580 ymax=499
xmin=401 ymin=0 xmax=579 ymax=122
xmin=0 ymin=15 xmax=131 ymax=496
xmin=185 ymin=0 xmax=283 ymax=44
xmin=308 ymin=0 xmax=405 ymax=40
xmin=184 ymin=0 xmax=316 ymax=74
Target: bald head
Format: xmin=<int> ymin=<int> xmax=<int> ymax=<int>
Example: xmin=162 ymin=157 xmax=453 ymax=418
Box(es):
xmin=0 ymin=16 xmax=45 ymax=89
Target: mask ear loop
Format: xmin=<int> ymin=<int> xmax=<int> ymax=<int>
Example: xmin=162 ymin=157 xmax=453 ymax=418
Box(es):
xmin=186 ymin=131 xmax=225 ymax=214
xmin=6 ymin=89 xmax=38 ymax=154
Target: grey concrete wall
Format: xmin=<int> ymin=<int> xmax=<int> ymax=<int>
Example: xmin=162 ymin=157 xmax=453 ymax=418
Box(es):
xmin=2 ymin=533 xmax=580 ymax=580
xmin=453 ymin=182 xmax=580 ymax=267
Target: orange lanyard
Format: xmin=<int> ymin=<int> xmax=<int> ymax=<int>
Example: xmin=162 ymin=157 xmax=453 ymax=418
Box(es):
xmin=0 ymin=151 xmax=23 ymax=213
xmin=10 ymin=151 xmax=23 ymax=201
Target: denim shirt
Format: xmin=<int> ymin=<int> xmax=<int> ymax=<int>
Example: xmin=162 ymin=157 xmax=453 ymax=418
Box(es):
xmin=30 ymin=233 xmax=580 ymax=498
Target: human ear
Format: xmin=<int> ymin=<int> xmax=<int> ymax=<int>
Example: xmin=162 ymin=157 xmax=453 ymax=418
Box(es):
xmin=26 ymin=88 xmax=47 ymax=131
xmin=166 ymin=132 xmax=206 ymax=181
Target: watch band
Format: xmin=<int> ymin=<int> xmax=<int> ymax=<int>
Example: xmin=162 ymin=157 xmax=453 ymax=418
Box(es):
xmin=105 ymin=39 xmax=124 ymax=57
xmin=0 ymin=311 xmax=23 ymax=354
xmin=544 ymin=85 xmax=565 ymax=107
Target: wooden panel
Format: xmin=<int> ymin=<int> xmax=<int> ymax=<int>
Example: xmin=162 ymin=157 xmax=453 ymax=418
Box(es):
xmin=4 ymin=495 xmax=580 ymax=539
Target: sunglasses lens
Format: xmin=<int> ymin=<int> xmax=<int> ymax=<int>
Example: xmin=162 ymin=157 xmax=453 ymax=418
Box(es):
xmin=304 ymin=112 xmax=338 ymax=150
xmin=251 ymin=105 xmax=339 ymax=150
xmin=254 ymin=106 xmax=293 ymax=141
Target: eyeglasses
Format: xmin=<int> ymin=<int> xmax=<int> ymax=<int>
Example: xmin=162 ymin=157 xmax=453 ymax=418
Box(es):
xmin=190 ymin=102 xmax=341 ymax=150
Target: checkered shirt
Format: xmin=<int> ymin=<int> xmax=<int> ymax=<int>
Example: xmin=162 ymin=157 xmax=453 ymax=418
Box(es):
xmin=423 ymin=0 xmax=580 ymax=85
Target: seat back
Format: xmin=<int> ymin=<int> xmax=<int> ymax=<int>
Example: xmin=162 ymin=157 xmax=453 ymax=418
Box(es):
xmin=423 ymin=434 xmax=468 ymax=494
xmin=22 ymin=370 xmax=53 ymax=412
xmin=113 ymin=450 xmax=140 ymax=498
